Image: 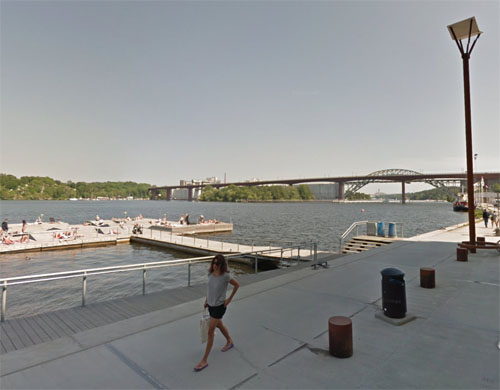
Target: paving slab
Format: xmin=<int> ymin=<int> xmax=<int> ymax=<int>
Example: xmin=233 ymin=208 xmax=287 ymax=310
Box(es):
xmin=1 ymin=344 xmax=154 ymax=389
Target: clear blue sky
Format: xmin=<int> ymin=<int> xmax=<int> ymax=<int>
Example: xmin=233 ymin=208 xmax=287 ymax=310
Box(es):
xmin=1 ymin=1 xmax=498 ymax=194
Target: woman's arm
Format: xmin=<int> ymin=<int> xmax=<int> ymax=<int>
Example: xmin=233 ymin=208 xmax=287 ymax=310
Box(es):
xmin=224 ymin=278 xmax=240 ymax=307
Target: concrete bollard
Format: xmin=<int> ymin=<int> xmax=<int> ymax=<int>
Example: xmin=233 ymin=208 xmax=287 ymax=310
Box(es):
xmin=328 ymin=316 xmax=353 ymax=358
xmin=457 ymin=247 xmax=468 ymax=262
xmin=477 ymin=237 xmax=485 ymax=247
xmin=420 ymin=267 xmax=435 ymax=288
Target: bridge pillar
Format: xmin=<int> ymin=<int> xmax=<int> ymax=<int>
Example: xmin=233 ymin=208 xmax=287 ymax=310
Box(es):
xmin=401 ymin=182 xmax=406 ymax=204
xmin=187 ymin=188 xmax=193 ymax=202
xmin=166 ymin=188 xmax=172 ymax=201
xmin=150 ymin=189 xmax=158 ymax=200
xmin=337 ymin=182 xmax=344 ymax=200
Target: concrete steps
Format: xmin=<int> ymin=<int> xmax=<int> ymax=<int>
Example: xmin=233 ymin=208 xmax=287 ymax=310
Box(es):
xmin=342 ymin=235 xmax=399 ymax=254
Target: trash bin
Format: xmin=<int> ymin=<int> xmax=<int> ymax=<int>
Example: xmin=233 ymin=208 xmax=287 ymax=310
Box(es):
xmin=380 ymin=268 xmax=406 ymax=318
xmin=388 ymin=222 xmax=396 ymax=238
xmin=377 ymin=222 xmax=384 ymax=237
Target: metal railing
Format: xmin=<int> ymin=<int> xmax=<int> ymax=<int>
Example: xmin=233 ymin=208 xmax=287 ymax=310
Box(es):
xmin=135 ymin=228 xmax=319 ymax=257
xmin=0 ymin=243 xmax=317 ymax=322
xmin=339 ymin=221 xmax=404 ymax=252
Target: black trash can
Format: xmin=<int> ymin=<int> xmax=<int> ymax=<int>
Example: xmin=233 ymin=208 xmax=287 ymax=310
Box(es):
xmin=380 ymin=268 xmax=406 ymax=318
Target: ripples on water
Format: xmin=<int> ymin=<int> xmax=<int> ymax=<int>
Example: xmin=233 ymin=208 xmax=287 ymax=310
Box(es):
xmin=0 ymin=200 xmax=467 ymax=318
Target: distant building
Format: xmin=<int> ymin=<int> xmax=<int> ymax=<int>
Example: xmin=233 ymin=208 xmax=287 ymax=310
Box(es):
xmin=303 ymin=183 xmax=339 ymax=200
xmin=173 ymin=177 xmax=221 ymax=200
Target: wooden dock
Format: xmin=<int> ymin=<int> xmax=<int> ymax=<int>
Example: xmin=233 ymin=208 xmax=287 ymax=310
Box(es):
xmin=0 ymin=220 xmax=317 ymax=261
xmin=0 ymin=256 xmax=339 ymax=355
xmin=133 ymin=227 xmax=319 ymax=262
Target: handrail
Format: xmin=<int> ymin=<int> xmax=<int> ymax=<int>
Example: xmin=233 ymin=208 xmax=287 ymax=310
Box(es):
xmin=0 ymin=243 xmax=317 ymax=321
xmin=339 ymin=221 xmax=369 ymax=251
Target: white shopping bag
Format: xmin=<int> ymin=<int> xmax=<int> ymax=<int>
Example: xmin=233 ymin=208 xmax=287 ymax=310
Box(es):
xmin=200 ymin=309 xmax=210 ymax=344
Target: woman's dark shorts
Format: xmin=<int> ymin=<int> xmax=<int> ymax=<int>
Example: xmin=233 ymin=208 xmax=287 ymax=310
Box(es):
xmin=208 ymin=304 xmax=226 ymax=319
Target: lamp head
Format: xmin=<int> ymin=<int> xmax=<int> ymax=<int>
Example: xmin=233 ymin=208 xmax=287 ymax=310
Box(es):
xmin=447 ymin=17 xmax=482 ymax=41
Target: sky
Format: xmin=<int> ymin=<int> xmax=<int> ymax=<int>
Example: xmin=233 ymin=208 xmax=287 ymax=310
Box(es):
xmin=1 ymin=0 xmax=499 ymax=194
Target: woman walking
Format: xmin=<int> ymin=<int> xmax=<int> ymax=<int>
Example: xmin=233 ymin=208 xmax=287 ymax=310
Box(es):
xmin=195 ymin=254 xmax=239 ymax=372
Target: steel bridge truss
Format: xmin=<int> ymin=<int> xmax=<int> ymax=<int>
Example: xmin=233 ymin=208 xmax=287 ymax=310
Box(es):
xmin=344 ymin=169 xmax=459 ymax=198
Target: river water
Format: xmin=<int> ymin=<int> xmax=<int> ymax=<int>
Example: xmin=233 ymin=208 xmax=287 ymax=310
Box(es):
xmin=0 ymin=200 xmax=466 ymax=318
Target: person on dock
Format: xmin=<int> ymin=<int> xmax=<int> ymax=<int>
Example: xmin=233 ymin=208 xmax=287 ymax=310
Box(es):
xmin=1 ymin=218 xmax=8 ymax=233
xmin=194 ymin=254 xmax=239 ymax=372
xmin=185 ymin=213 xmax=190 ymax=225
xmin=22 ymin=220 xmax=27 ymax=233
xmin=199 ymin=215 xmax=204 ymax=224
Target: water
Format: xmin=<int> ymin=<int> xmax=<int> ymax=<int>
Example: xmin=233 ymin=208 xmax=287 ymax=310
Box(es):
xmin=0 ymin=200 xmax=466 ymax=318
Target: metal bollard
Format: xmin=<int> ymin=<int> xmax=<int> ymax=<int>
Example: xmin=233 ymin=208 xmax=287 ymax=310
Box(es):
xmin=328 ymin=316 xmax=353 ymax=358
xmin=142 ymin=268 xmax=146 ymax=295
xmin=188 ymin=263 xmax=191 ymax=286
xmin=254 ymin=256 xmax=258 ymax=273
xmin=457 ymin=247 xmax=468 ymax=262
xmin=420 ymin=267 xmax=435 ymax=288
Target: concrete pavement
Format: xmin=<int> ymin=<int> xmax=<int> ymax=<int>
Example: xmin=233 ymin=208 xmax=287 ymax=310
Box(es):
xmin=1 ymin=222 xmax=499 ymax=389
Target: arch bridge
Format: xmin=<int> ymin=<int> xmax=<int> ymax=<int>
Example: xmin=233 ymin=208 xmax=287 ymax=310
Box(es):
xmin=149 ymin=170 xmax=499 ymax=202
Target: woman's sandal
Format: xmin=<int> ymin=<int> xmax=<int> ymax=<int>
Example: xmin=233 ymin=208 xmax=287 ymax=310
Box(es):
xmin=194 ymin=363 xmax=208 ymax=372
xmin=221 ymin=343 xmax=234 ymax=352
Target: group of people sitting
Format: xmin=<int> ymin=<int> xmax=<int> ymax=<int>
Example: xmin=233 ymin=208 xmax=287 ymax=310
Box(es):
xmin=1 ymin=218 xmax=30 ymax=245
xmin=53 ymin=231 xmax=76 ymax=240
xmin=1 ymin=233 xmax=29 ymax=245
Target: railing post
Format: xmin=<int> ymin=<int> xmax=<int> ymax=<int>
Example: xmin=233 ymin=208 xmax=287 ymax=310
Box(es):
xmin=188 ymin=263 xmax=191 ymax=287
xmin=314 ymin=243 xmax=317 ymax=263
xmin=1 ymin=281 xmax=7 ymax=322
xmin=142 ymin=267 xmax=146 ymax=295
xmin=254 ymin=256 xmax=258 ymax=274
xmin=82 ymin=272 xmax=87 ymax=306
xmin=237 ymin=240 xmax=240 ymax=252
xmin=280 ymin=248 xmax=283 ymax=262
xmin=297 ymin=246 xmax=301 ymax=264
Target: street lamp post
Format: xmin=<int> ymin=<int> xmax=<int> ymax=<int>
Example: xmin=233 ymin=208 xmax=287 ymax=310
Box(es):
xmin=447 ymin=17 xmax=482 ymax=249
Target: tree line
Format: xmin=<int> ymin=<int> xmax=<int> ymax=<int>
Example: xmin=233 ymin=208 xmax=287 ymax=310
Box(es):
xmin=0 ymin=174 xmax=152 ymax=200
xmin=199 ymin=184 xmax=315 ymax=202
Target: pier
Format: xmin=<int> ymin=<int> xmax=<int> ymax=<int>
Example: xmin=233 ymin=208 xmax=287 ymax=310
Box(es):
xmin=0 ymin=221 xmax=498 ymax=388
xmin=0 ymin=219 xmax=318 ymax=261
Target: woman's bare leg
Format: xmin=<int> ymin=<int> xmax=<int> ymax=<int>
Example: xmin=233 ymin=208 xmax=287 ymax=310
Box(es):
xmin=217 ymin=321 xmax=233 ymax=349
xmin=195 ymin=317 xmax=219 ymax=368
